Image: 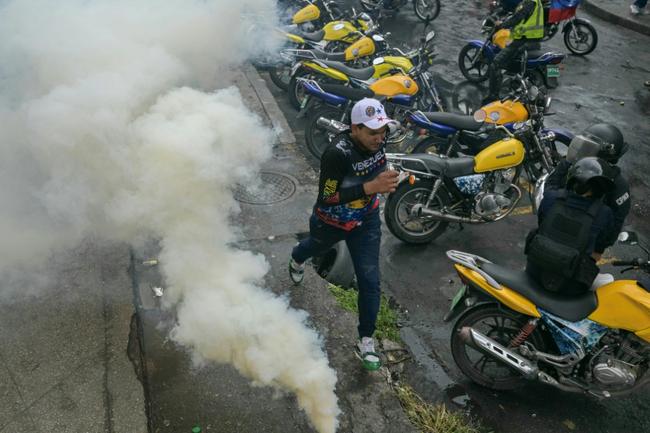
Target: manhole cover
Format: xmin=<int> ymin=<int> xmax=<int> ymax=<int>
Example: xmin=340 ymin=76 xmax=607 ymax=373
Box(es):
xmin=234 ymin=171 xmax=297 ymax=205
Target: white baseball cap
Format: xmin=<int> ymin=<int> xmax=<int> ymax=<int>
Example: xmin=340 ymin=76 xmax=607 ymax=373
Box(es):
xmin=350 ymin=98 xmax=394 ymax=130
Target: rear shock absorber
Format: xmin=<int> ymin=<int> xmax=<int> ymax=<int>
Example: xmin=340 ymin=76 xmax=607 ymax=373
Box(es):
xmin=509 ymin=319 xmax=539 ymax=348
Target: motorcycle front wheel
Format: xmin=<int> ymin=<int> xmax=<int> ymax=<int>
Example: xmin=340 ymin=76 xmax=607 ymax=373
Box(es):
xmin=458 ymin=44 xmax=490 ymax=83
xmin=305 ymin=106 xmax=347 ymax=159
xmin=359 ymin=0 xmax=380 ymax=12
xmin=564 ymin=19 xmax=598 ymax=56
xmin=413 ymin=0 xmax=441 ymax=21
xmin=451 ymin=304 xmax=546 ymax=390
xmin=384 ymin=179 xmax=449 ymax=244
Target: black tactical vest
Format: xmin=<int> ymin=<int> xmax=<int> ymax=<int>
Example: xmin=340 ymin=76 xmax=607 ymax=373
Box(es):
xmin=525 ymin=190 xmax=602 ymax=294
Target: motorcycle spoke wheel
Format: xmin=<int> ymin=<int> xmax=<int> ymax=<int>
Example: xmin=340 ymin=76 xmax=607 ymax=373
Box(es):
xmin=395 ymin=182 xmax=443 ymax=237
xmin=360 ymin=0 xmax=381 ymax=12
xmin=451 ymin=305 xmax=544 ymax=390
xmin=269 ymin=65 xmax=292 ymax=91
xmin=305 ymin=107 xmax=345 ymax=160
xmin=564 ymin=22 xmax=598 ymax=56
xmin=458 ymin=45 xmax=489 ymax=83
xmin=413 ymin=0 xmax=441 ymax=21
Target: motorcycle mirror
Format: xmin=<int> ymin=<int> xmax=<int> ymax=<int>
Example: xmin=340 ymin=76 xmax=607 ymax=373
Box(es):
xmin=426 ymin=31 xmax=436 ymax=42
xmin=618 ymin=231 xmax=639 ymax=246
xmin=372 ymin=57 xmax=385 ymax=65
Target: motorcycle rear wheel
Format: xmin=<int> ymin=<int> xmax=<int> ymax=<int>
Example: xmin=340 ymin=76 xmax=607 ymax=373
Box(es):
xmin=305 ymin=105 xmax=347 ymax=159
xmin=384 ymin=179 xmax=449 ymax=244
xmin=564 ymin=19 xmax=598 ymax=56
xmin=451 ymin=304 xmax=546 ymax=390
xmin=458 ymin=44 xmax=490 ymax=83
xmin=288 ymin=68 xmax=312 ymax=110
xmin=269 ymin=64 xmax=292 ymax=91
xmin=413 ymin=0 xmax=441 ymax=21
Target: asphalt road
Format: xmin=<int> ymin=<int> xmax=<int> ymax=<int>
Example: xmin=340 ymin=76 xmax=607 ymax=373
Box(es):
xmin=263 ymin=1 xmax=650 ymax=432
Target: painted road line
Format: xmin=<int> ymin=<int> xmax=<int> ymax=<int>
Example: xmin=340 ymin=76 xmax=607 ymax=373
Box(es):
xmin=511 ymin=205 xmax=533 ymax=216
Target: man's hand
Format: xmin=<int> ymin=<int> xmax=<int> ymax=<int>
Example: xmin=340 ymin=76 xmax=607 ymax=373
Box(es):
xmin=364 ymin=170 xmax=399 ymax=195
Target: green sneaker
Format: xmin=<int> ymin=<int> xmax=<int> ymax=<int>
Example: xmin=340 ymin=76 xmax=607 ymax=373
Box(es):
xmin=356 ymin=337 xmax=381 ymax=371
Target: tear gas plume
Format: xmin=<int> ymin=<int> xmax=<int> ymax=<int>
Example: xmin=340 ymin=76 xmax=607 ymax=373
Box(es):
xmin=0 ymin=1 xmax=339 ymax=431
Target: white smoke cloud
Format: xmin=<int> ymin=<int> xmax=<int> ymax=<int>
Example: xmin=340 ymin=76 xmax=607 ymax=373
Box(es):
xmin=0 ymin=1 xmax=339 ymax=432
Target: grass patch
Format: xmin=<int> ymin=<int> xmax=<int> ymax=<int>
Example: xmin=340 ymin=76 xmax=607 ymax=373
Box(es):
xmin=395 ymin=384 xmax=486 ymax=433
xmin=328 ymin=284 xmax=401 ymax=342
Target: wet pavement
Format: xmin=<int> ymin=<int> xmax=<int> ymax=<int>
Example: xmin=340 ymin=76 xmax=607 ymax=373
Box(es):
xmin=261 ymin=1 xmax=650 ymax=432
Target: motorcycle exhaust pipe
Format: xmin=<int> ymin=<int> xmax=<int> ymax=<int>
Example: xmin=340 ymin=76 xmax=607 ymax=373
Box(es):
xmin=316 ymin=117 xmax=349 ymax=135
xmin=413 ymin=205 xmax=482 ymax=224
xmin=459 ymin=326 xmax=538 ymax=379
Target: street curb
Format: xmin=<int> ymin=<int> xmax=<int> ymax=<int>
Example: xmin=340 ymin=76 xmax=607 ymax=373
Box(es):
xmin=243 ymin=64 xmax=296 ymax=146
xmin=583 ymin=0 xmax=650 ymax=37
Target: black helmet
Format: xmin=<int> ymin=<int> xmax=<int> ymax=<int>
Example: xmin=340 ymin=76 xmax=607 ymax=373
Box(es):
xmin=567 ymin=157 xmax=616 ymax=197
xmin=566 ymin=123 xmax=628 ymax=164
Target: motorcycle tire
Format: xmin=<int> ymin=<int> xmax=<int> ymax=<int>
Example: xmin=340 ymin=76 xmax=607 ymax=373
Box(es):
xmin=412 ymin=136 xmax=453 ymax=156
xmin=305 ymin=106 xmax=347 ymax=159
xmin=384 ymin=179 xmax=450 ymax=244
xmin=458 ymin=44 xmax=490 ymax=83
xmin=269 ymin=64 xmax=292 ymax=91
xmin=564 ymin=19 xmax=598 ymax=56
xmin=450 ymin=304 xmax=546 ymax=390
xmin=288 ymin=68 xmax=312 ymax=110
xmin=413 ymin=0 xmax=441 ymax=22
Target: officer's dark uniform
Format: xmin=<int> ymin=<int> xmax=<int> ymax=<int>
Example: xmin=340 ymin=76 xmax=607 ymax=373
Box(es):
xmin=546 ymin=160 xmax=630 ymax=253
xmin=526 ymin=188 xmax=614 ymax=295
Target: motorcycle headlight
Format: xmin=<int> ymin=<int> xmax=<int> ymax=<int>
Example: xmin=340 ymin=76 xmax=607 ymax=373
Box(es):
xmin=528 ymin=85 xmax=539 ymax=102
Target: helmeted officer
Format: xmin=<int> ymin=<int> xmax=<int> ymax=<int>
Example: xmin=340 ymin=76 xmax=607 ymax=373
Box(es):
xmin=546 ymin=123 xmax=631 ymax=256
xmin=526 ymin=157 xmax=617 ymax=295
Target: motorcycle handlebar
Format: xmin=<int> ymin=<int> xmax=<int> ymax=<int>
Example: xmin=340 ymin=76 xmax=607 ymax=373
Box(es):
xmin=612 ymin=258 xmax=648 ymax=268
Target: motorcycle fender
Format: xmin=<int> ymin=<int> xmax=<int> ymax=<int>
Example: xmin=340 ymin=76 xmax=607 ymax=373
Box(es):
xmin=454 ymin=264 xmax=541 ymax=318
xmin=562 ymin=18 xmax=591 ymax=33
xmin=543 ymin=127 xmax=574 ymax=145
xmin=286 ymin=33 xmax=306 ymax=44
xmin=467 ymin=39 xmax=497 ymax=57
xmin=302 ymin=61 xmax=349 ymax=82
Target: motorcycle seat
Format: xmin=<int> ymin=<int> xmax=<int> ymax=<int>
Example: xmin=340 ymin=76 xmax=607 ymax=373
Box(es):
xmin=480 ymin=262 xmax=598 ymax=322
xmin=298 ymin=29 xmax=325 ymax=42
xmin=320 ymin=83 xmax=374 ymax=101
xmin=422 ymin=112 xmax=484 ymax=132
xmin=311 ymin=48 xmax=347 ymax=62
xmin=317 ymin=60 xmax=376 ymax=80
xmin=403 ymin=153 xmax=475 ymax=178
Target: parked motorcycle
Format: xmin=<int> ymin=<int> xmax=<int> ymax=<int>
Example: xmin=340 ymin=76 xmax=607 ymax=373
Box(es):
xmin=411 ymin=75 xmax=572 ymax=172
xmin=486 ymin=0 xmax=598 ymax=55
xmin=359 ymin=0 xmax=441 ymax=23
xmin=280 ymin=0 xmax=344 ymax=31
xmin=443 ymin=230 xmax=650 ymax=397
xmin=384 ymin=122 xmax=553 ymax=243
xmin=458 ymin=27 xmax=565 ymax=89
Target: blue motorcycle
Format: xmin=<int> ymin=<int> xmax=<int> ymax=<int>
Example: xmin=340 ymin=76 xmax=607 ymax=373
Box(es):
xmin=458 ymin=27 xmax=566 ymax=89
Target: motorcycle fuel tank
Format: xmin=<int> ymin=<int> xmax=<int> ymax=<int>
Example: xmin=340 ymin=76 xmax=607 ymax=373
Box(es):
xmin=479 ymin=100 xmax=529 ymax=124
xmin=473 ymin=137 xmax=525 ymax=173
xmin=323 ymin=21 xmax=358 ymax=42
xmin=344 ymin=36 xmax=375 ymax=60
xmin=369 ymin=75 xmax=418 ymax=96
xmin=292 ymin=4 xmax=320 ymax=24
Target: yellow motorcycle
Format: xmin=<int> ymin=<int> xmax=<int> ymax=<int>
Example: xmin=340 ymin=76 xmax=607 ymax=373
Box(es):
xmin=281 ymin=0 xmax=343 ymax=31
xmin=443 ymin=230 xmax=650 ymax=397
xmin=270 ymin=12 xmax=378 ymax=90
xmin=287 ymin=29 xmax=441 ymax=111
xmin=384 ymin=123 xmax=549 ymax=243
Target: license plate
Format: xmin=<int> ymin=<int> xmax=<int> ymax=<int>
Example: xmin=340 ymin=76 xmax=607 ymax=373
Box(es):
xmin=546 ymin=65 xmax=560 ymax=78
xmin=449 ymin=286 xmax=467 ymax=312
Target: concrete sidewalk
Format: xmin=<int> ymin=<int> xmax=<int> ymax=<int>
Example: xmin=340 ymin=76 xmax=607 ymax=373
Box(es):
xmin=584 ymin=0 xmax=650 ymax=36
xmin=129 ymin=65 xmax=419 ymax=433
